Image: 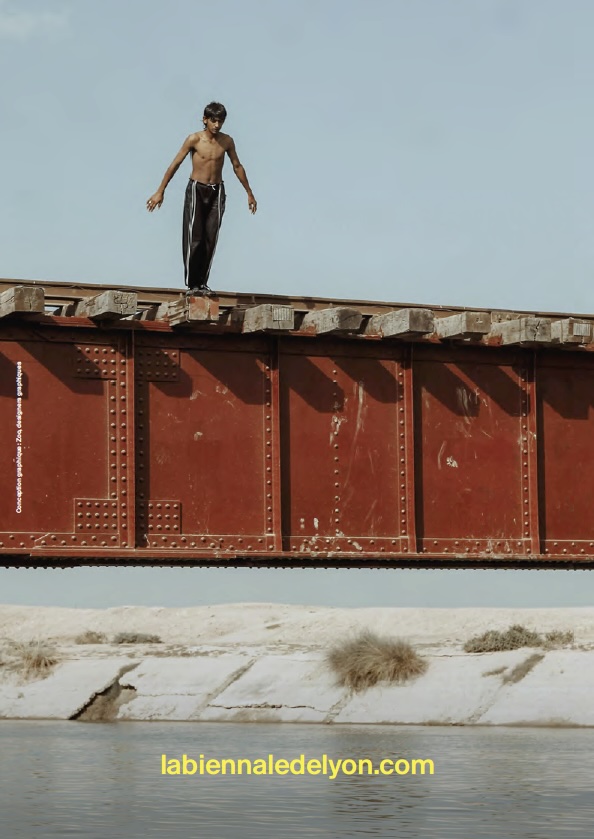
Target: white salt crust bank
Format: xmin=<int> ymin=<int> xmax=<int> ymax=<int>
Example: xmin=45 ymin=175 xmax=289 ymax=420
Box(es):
xmin=1 ymin=605 xmax=594 ymax=726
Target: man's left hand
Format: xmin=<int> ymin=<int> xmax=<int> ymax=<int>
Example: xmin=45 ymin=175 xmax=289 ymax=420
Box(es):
xmin=248 ymin=193 xmax=257 ymax=214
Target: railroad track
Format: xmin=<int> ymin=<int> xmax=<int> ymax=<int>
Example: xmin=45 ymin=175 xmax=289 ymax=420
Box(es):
xmin=0 ymin=277 xmax=593 ymax=349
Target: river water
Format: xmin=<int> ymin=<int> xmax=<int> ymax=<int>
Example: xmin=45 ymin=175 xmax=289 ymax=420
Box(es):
xmin=1 ymin=721 xmax=592 ymax=837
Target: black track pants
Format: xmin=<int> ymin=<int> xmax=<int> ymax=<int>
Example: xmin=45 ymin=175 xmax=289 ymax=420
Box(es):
xmin=182 ymin=179 xmax=226 ymax=288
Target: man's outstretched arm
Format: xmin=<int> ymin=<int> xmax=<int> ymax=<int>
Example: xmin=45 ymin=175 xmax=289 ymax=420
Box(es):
xmin=147 ymin=135 xmax=195 ymax=212
xmin=226 ymin=139 xmax=257 ymax=214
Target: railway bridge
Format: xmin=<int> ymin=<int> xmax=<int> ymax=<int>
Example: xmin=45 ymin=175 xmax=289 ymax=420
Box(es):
xmin=0 ymin=279 xmax=592 ymax=569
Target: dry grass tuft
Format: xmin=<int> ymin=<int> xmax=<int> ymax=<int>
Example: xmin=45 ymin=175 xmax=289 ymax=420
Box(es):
xmin=75 ymin=631 xmax=107 ymax=645
xmin=465 ymin=624 xmax=575 ymax=653
xmin=464 ymin=624 xmax=542 ymax=653
xmin=482 ymin=666 xmax=507 ymax=677
xmin=113 ymin=632 xmax=162 ymax=645
xmin=544 ymin=630 xmax=574 ymax=648
xmin=327 ymin=630 xmax=428 ymax=692
xmin=502 ymin=653 xmax=544 ymax=684
xmin=0 ymin=640 xmax=12 ymax=669
xmin=1 ymin=640 xmax=61 ymax=680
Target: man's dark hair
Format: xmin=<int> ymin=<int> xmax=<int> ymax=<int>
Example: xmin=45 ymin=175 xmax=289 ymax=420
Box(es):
xmin=203 ymin=102 xmax=227 ymax=121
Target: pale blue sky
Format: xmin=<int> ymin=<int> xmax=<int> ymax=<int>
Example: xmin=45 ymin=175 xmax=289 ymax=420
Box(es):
xmin=1 ymin=0 xmax=594 ymax=607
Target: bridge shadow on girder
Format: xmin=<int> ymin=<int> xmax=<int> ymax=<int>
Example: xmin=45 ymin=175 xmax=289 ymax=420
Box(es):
xmin=0 ymin=351 xmax=19 ymax=397
xmin=290 ymin=357 xmax=345 ymax=412
xmin=0 ymin=341 xmax=104 ymax=396
xmin=537 ymin=361 xmax=594 ymax=419
xmin=419 ymin=360 xmax=525 ymax=417
xmin=331 ymin=355 xmax=402 ymax=404
xmin=188 ymin=349 xmax=269 ymax=405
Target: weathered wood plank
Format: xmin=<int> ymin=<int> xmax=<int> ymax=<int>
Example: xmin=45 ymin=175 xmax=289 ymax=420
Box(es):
xmin=74 ymin=290 xmax=137 ymax=320
xmin=365 ymin=308 xmax=434 ymax=338
xmin=435 ymin=311 xmax=491 ymax=339
xmin=168 ymin=296 xmax=219 ymax=326
xmin=138 ymin=303 xmax=167 ymax=321
xmin=550 ymin=318 xmax=593 ymax=345
xmin=0 ymin=286 xmax=44 ymax=318
xmin=242 ymin=304 xmax=294 ymax=333
xmin=300 ymin=307 xmax=362 ymax=334
xmin=490 ymin=317 xmax=552 ymax=345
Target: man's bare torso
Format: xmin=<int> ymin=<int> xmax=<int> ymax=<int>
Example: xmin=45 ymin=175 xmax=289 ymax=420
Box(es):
xmin=146 ymin=109 xmax=256 ymax=217
xmin=189 ymin=130 xmax=232 ymax=184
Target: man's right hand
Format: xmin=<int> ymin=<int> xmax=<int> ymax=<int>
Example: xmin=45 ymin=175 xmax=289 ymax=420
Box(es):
xmin=146 ymin=191 xmax=164 ymax=212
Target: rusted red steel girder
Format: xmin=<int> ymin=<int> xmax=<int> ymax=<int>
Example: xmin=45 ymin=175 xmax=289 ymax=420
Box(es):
xmin=1 ymin=280 xmax=594 ymax=568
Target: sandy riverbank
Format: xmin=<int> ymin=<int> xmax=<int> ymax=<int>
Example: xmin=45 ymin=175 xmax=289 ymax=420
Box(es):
xmin=0 ymin=604 xmax=593 ymax=726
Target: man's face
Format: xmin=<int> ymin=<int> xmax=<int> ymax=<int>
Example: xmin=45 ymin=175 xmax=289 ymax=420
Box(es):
xmin=204 ymin=116 xmax=225 ymax=134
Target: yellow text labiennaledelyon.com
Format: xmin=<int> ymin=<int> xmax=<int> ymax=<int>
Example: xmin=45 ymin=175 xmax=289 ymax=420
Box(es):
xmin=161 ymin=754 xmax=434 ymax=780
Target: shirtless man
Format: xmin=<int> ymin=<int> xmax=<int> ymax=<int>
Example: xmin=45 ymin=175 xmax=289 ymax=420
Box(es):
xmin=146 ymin=102 xmax=257 ymax=294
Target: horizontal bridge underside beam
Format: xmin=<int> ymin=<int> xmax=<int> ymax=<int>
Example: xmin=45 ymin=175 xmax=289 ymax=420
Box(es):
xmin=4 ymin=555 xmax=594 ymax=570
